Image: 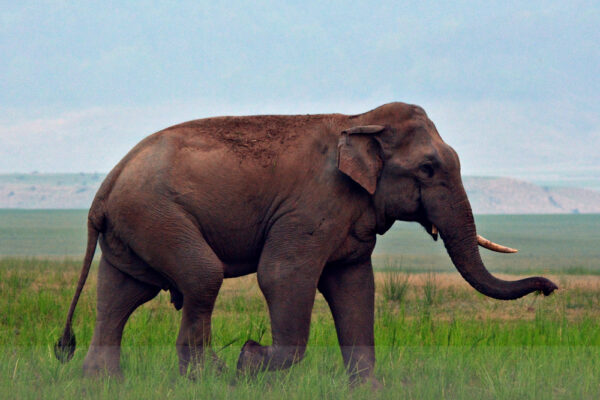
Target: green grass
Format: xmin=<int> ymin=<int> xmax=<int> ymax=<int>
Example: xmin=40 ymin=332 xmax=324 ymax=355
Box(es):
xmin=1 ymin=258 xmax=599 ymax=399
xmin=381 ymin=271 xmax=411 ymax=304
xmin=1 ymin=211 xmax=599 ymax=398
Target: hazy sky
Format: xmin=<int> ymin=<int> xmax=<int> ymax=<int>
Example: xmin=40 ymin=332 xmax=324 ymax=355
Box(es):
xmin=1 ymin=1 xmax=599 ymax=182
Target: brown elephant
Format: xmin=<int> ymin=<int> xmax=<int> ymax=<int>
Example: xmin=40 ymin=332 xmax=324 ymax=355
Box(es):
xmin=55 ymin=102 xmax=557 ymax=384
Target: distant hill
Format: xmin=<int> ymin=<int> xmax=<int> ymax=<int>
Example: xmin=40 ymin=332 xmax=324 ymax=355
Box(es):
xmin=0 ymin=173 xmax=104 ymax=210
xmin=1 ymin=173 xmax=599 ymax=214
xmin=463 ymin=177 xmax=600 ymax=214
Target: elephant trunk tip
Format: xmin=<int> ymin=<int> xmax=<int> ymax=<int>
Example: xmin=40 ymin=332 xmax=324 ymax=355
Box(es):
xmin=54 ymin=326 xmax=76 ymax=363
xmin=538 ymin=278 xmax=559 ymax=296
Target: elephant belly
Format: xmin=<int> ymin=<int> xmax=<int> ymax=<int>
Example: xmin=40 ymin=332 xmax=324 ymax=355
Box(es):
xmin=222 ymin=261 xmax=258 ymax=278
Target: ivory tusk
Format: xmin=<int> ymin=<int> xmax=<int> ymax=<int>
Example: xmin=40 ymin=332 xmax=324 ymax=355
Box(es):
xmin=477 ymin=234 xmax=518 ymax=253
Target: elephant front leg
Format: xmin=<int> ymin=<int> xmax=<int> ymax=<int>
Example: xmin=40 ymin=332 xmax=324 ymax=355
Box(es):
xmin=236 ymin=235 xmax=326 ymax=375
xmin=318 ymin=259 xmax=379 ymax=387
xmin=236 ymin=273 xmax=317 ymax=374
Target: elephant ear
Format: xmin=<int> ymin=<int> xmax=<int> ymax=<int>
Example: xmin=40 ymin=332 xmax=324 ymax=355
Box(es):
xmin=337 ymin=125 xmax=385 ymax=195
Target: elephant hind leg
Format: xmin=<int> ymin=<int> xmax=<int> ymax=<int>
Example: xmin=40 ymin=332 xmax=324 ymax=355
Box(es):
xmin=176 ymin=289 xmax=222 ymax=376
xmin=83 ymin=256 xmax=160 ymax=377
xmin=133 ymin=225 xmax=224 ymax=375
xmin=117 ymin=208 xmax=225 ymax=376
xmin=171 ymin=246 xmax=224 ymax=376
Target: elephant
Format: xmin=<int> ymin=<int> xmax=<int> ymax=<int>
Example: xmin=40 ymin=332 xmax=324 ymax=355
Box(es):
xmin=55 ymin=102 xmax=557 ymax=385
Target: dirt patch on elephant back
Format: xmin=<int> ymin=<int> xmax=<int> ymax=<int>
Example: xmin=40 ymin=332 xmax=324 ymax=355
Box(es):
xmin=164 ymin=113 xmax=345 ymax=167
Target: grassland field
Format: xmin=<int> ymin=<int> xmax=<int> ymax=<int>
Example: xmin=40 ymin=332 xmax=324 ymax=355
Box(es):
xmin=0 ymin=210 xmax=599 ymax=399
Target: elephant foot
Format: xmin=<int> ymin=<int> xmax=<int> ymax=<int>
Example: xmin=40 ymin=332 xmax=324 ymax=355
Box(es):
xmin=349 ymin=374 xmax=383 ymax=390
xmin=236 ymin=340 xmax=266 ymax=376
xmin=82 ymin=346 xmax=123 ymax=379
xmin=237 ymin=339 xmax=306 ymax=377
xmin=179 ymin=350 xmax=228 ymax=379
xmin=210 ymin=352 xmax=228 ymax=374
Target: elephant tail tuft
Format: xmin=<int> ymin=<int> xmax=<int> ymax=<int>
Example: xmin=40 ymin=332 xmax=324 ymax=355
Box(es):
xmin=54 ymin=326 xmax=76 ymax=363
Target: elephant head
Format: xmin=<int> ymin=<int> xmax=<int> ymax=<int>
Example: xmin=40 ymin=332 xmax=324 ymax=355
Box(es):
xmin=337 ymin=103 xmax=557 ymax=300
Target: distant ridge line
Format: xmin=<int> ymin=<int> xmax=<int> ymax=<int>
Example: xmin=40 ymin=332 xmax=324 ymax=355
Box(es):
xmin=1 ymin=173 xmax=599 ymax=214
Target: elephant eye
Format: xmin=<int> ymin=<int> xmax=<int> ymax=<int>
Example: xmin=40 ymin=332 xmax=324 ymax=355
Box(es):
xmin=419 ymin=164 xmax=434 ymax=178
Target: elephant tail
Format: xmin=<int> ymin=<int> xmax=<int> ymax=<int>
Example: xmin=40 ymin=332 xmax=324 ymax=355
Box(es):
xmin=54 ymin=214 xmax=102 ymax=363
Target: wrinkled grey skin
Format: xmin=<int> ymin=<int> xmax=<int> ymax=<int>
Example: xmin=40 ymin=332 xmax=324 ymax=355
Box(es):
xmin=56 ymin=102 xmax=557 ymax=385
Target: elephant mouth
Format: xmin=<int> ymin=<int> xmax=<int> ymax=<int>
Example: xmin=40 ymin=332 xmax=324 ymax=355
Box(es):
xmin=416 ymin=214 xmax=438 ymax=241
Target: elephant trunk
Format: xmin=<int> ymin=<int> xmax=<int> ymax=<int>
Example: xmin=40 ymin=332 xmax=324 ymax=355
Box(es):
xmin=433 ymin=187 xmax=558 ymax=300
